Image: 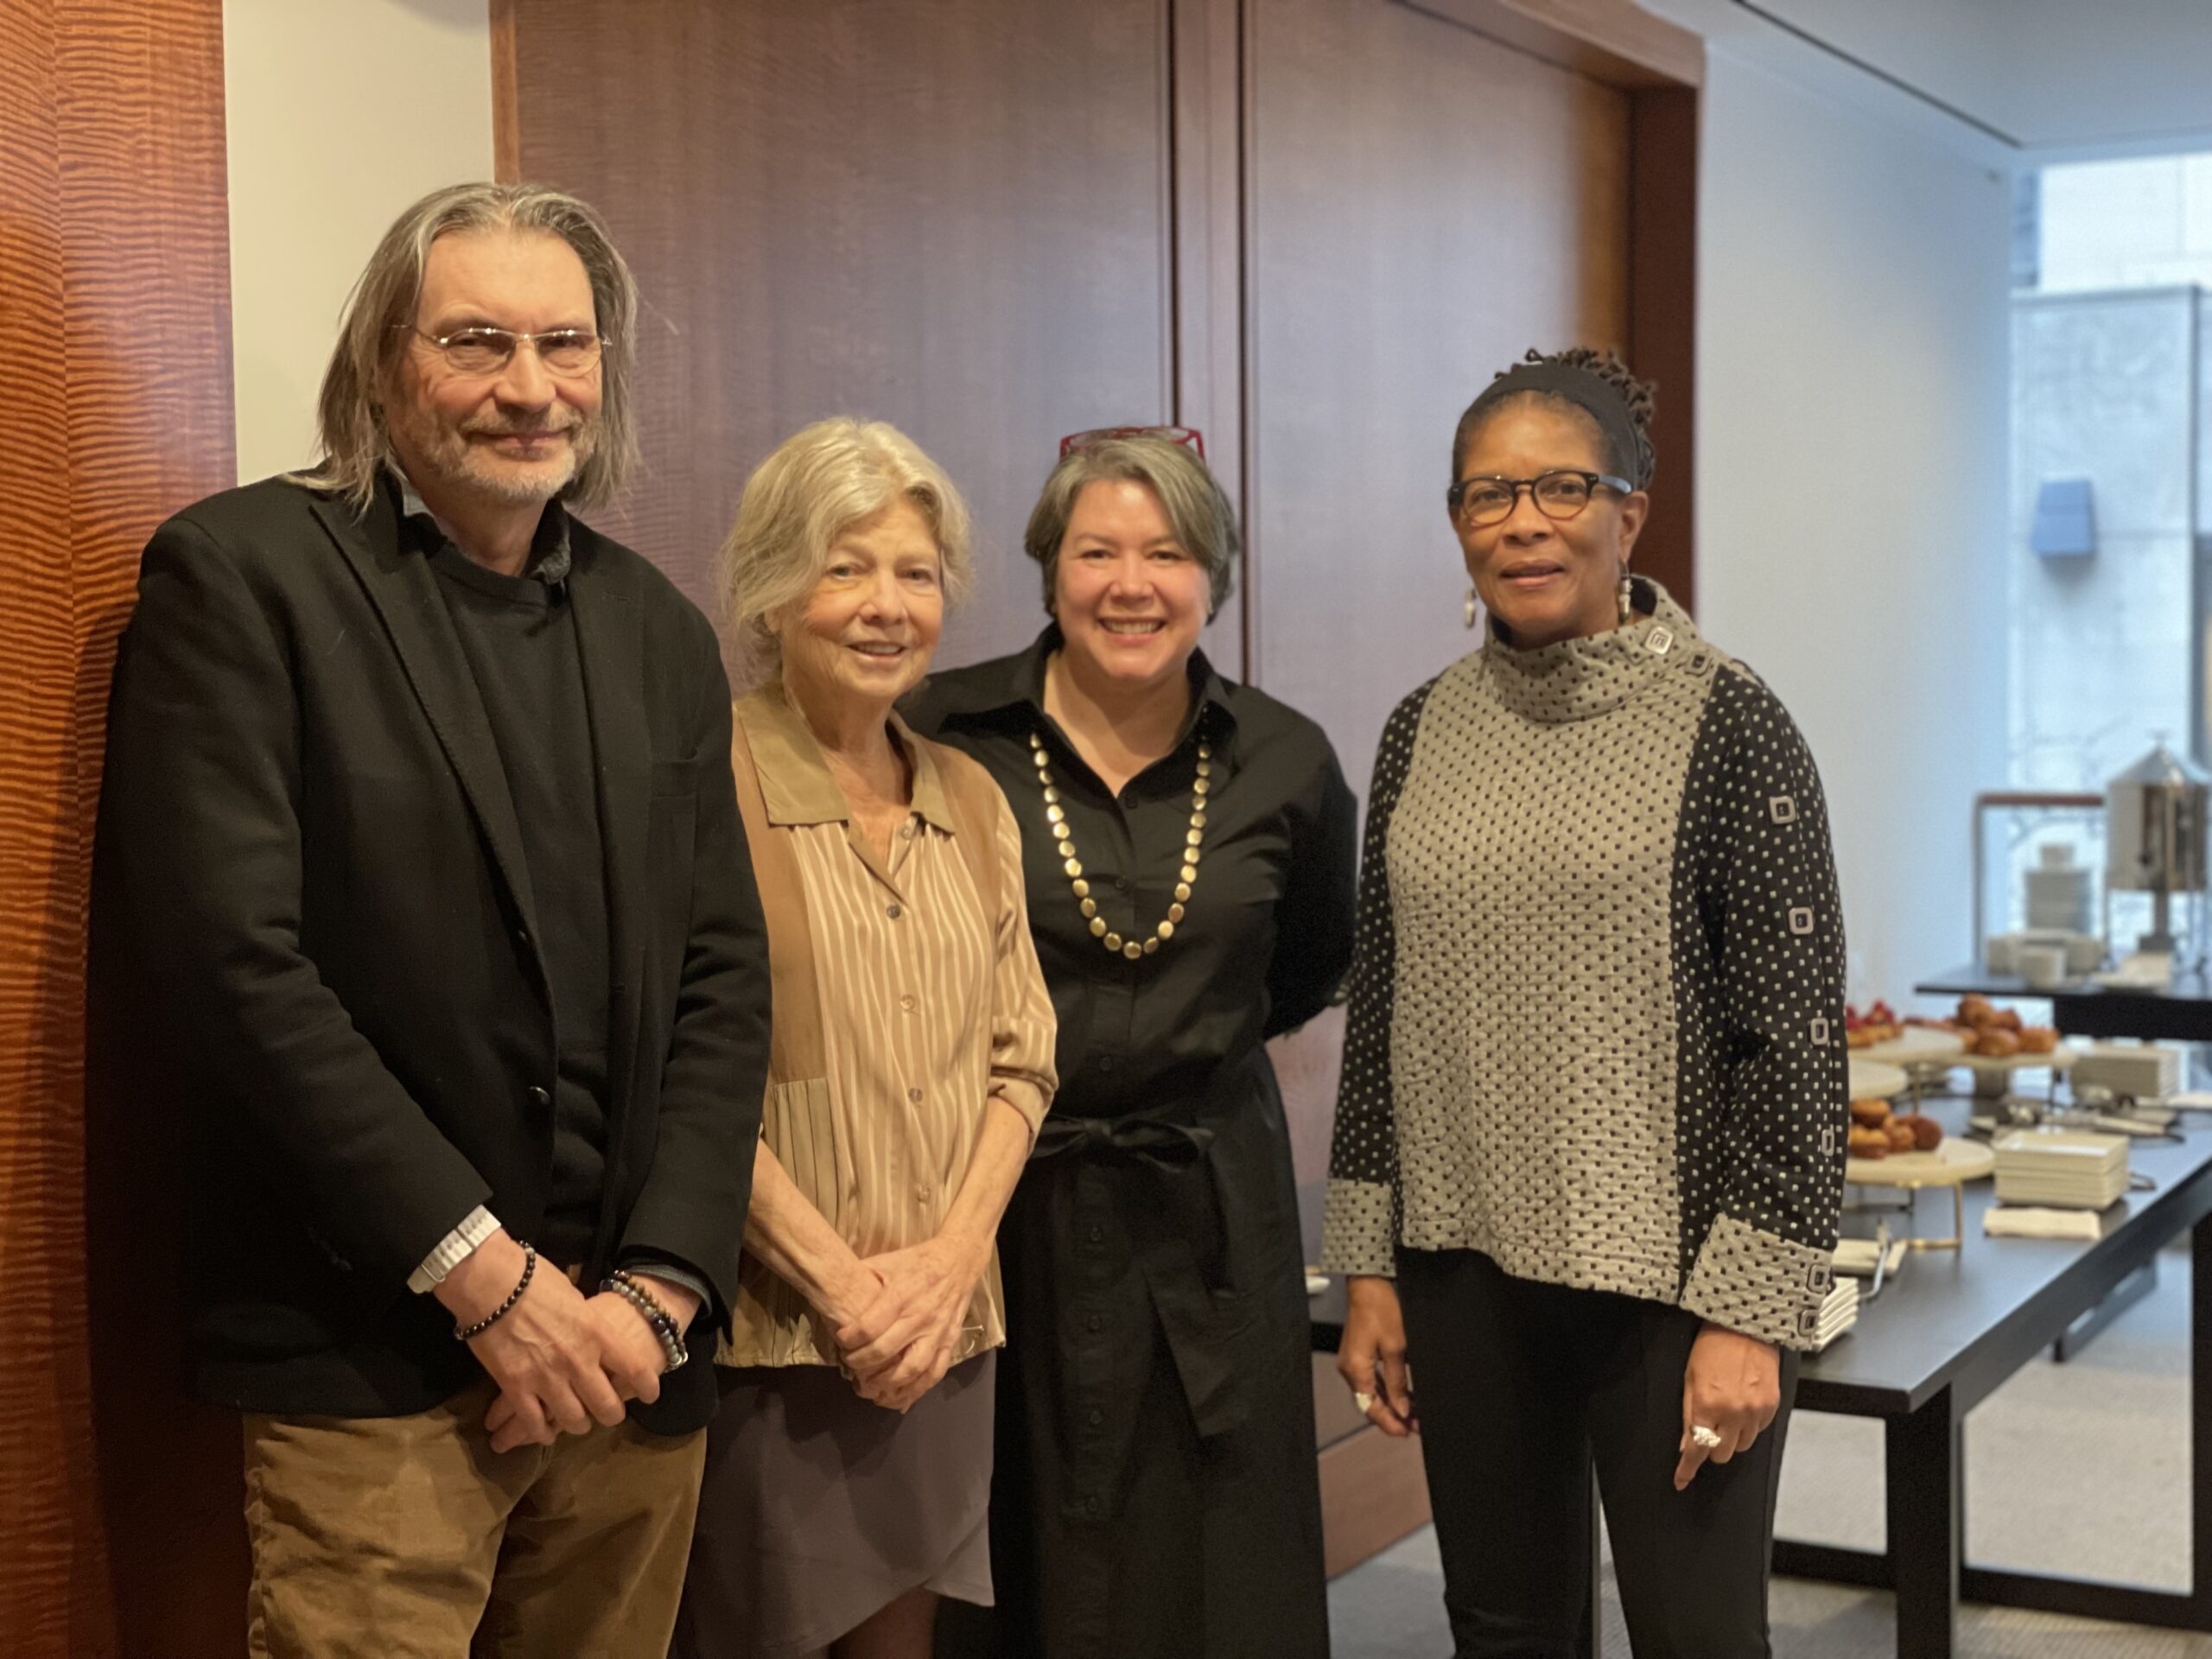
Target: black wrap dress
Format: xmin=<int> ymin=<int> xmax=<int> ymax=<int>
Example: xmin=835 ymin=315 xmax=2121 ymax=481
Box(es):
xmin=908 ymin=627 xmax=1357 ymax=1658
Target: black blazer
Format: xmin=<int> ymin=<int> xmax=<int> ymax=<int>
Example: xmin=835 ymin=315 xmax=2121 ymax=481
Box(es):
xmin=96 ymin=476 xmax=770 ymax=1433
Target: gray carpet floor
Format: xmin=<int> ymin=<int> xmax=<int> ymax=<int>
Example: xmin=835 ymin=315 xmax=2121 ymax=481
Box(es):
xmin=1327 ymin=1243 xmax=2212 ymax=1656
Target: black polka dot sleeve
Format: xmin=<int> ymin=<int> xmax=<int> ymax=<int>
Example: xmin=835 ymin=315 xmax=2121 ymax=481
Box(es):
xmin=1319 ymin=680 xmax=1436 ymax=1278
xmin=1675 ymin=666 xmax=1849 ymax=1348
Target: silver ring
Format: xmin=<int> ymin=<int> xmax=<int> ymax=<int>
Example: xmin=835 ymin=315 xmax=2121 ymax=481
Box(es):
xmin=1352 ymin=1390 xmax=1375 ymax=1414
xmin=1690 ymin=1424 xmax=1724 ymax=1449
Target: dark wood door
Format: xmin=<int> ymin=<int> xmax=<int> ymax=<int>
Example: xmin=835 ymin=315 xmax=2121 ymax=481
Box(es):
xmin=1246 ymin=0 xmax=1636 ymax=1181
xmin=498 ymin=0 xmax=1236 ymax=676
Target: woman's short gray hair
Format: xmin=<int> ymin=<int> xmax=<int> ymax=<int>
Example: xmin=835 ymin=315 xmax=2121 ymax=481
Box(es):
xmin=720 ymin=418 xmax=974 ymax=678
xmin=296 ymin=181 xmax=640 ymax=512
xmin=1023 ymin=435 xmax=1239 ymax=619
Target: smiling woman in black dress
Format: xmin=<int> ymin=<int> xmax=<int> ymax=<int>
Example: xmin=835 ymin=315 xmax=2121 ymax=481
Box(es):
xmin=909 ymin=428 xmax=1356 ymax=1658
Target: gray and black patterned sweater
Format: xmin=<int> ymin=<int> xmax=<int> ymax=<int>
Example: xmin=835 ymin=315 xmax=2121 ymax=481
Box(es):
xmin=1320 ymin=583 xmax=1848 ymax=1349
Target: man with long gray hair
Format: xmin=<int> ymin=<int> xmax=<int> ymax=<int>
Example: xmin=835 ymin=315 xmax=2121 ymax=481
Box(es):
xmin=97 ymin=181 xmax=770 ymax=1654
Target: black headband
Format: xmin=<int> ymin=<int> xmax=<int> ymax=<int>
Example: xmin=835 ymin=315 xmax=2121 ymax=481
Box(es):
xmin=1463 ymin=361 xmax=1644 ymax=487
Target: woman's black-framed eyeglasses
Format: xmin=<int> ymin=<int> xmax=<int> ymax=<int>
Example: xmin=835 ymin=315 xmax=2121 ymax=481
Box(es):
xmin=1447 ymin=468 xmax=1631 ymax=528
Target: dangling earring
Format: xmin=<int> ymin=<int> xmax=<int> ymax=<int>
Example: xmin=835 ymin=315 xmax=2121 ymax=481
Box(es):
xmin=1465 ymin=586 xmax=1479 ymax=630
xmin=1617 ymin=573 xmax=1634 ymax=626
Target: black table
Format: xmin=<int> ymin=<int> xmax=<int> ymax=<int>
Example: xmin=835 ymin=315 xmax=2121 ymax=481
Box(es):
xmin=1303 ymin=1122 xmax=2212 ymax=1658
xmin=1919 ymin=962 xmax=2212 ymax=1043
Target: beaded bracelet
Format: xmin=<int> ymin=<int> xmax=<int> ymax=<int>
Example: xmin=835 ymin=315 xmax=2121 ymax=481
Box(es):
xmin=454 ymin=1241 xmax=535 ymax=1341
xmin=604 ymin=1269 xmax=688 ymax=1374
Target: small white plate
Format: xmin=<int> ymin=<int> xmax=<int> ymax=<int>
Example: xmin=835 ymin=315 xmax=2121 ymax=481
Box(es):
xmin=1852 ymin=1027 xmax=1967 ymax=1068
xmin=1957 ymin=1044 xmax=2078 ymax=1074
xmin=1848 ymin=1058 xmax=1910 ymax=1101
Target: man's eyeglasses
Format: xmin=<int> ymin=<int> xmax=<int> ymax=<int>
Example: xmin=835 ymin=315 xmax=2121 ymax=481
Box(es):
xmin=1447 ymin=468 xmax=1631 ymax=528
xmin=398 ymin=325 xmax=607 ymax=379
xmin=1058 ymin=424 xmax=1206 ymax=461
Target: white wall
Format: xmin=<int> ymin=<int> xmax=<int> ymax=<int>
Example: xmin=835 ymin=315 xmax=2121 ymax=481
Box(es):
xmin=224 ymin=0 xmax=493 ymax=485
xmin=1694 ymin=49 xmax=2013 ymax=1009
xmin=1669 ymin=0 xmax=2212 ymax=160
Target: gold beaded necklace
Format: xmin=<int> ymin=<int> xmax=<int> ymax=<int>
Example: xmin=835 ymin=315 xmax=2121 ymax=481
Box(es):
xmin=1028 ymin=730 xmax=1210 ymax=960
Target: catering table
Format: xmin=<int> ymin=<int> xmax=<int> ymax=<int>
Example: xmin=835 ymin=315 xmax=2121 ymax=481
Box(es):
xmin=1305 ymin=1118 xmax=2212 ymax=1659
xmin=1918 ymin=962 xmax=2212 ymax=1044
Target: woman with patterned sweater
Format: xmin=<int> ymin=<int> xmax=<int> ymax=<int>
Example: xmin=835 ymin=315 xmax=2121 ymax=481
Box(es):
xmin=1323 ymin=349 xmax=1848 ymax=1658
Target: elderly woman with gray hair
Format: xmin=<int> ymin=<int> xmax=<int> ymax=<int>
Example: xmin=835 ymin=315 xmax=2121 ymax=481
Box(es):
xmin=908 ymin=428 xmax=1357 ymax=1659
xmin=672 ymin=418 xmax=1058 ymax=1659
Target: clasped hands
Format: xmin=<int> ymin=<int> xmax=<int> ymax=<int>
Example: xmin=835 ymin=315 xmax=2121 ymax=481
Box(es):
xmin=825 ymin=1235 xmax=989 ymax=1414
xmin=436 ymin=1232 xmax=702 ymax=1454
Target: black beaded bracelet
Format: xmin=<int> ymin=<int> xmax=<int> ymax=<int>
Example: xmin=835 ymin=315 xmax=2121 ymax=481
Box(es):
xmin=603 ymin=1270 xmax=688 ymax=1374
xmin=454 ymin=1241 xmax=535 ymax=1341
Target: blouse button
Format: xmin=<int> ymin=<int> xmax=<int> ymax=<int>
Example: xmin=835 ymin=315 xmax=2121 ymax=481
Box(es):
xmin=899 ymin=994 xmax=918 ymax=1013
xmin=907 ymin=1087 xmax=924 ymax=1104
xmin=914 ymin=1182 xmax=933 ymax=1205
xmin=887 ymin=903 xmax=903 ymax=919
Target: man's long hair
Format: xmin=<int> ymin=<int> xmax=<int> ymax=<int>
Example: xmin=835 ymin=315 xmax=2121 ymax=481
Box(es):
xmin=296 ymin=181 xmax=641 ymax=512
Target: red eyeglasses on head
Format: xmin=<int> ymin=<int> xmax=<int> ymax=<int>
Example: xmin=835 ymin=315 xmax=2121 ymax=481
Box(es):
xmin=1057 ymin=425 xmax=1206 ymax=462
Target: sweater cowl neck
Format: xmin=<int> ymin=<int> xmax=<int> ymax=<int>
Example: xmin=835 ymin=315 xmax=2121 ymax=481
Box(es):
xmin=1478 ymin=576 xmax=1701 ymax=725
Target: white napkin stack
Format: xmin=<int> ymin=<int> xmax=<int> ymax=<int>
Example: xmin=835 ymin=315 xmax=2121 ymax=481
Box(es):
xmin=1831 ymin=1236 xmax=1906 ymax=1279
xmin=2072 ymin=1043 xmax=2183 ymax=1102
xmin=1985 ymin=1207 xmax=2104 ymax=1242
xmin=1992 ymin=1129 xmax=2129 ymax=1211
xmin=1808 ymin=1278 xmax=1860 ymax=1351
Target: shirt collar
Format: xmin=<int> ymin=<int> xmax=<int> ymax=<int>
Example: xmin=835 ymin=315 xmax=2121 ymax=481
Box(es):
xmin=736 ymin=679 xmax=958 ymax=834
xmin=924 ymin=623 xmax=1238 ymax=746
xmin=391 ymin=467 xmax=574 ymax=587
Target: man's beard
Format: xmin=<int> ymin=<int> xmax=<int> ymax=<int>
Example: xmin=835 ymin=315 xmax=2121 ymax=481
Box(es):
xmin=390 ymin=404 xmax=598 ymax=506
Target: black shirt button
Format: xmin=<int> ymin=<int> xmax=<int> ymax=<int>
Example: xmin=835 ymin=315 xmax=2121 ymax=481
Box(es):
xmin=1114 ymin=876 xmax=1131 ymax=893
xmin=1086 ymin=1407 xmax=1103 ymax=1427
xmin=528 ymin=1086 xmax=551 ymax=1108
xmin=1087 ymin=1224 xmax=1103 ymax=1245
xmin=1084 ymin=1495 xmax=1102 ymax=1517
xmin=1086 ymin=1313 xmax=1103 ymax=1333
xmin=1095 ymin=1056 xmax=1116 ymax=1074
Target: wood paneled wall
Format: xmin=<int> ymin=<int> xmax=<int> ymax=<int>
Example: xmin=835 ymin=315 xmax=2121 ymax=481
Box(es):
xmin=1248 ymin=0 xmax=1635 ymax=831
xmin=0 ymin=2 xmax=238 ymax=1655
xmin=493 ymin=0 xmax=1252 ymax=680
xmin=494 ymin=0 xmax=1704 ymax=1585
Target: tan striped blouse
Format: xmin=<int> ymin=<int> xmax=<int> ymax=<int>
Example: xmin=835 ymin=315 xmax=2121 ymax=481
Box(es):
xmin=724 ymin=683 xmax=1058 ymax=1369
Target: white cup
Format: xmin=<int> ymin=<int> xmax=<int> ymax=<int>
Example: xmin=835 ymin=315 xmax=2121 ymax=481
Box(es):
xmin=2018 ymin=943 xmax=2067 ymax=989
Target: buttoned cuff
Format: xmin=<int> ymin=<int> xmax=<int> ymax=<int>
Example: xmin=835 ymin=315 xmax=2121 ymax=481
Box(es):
xmin=406 ymin=1205 xmax=501 ymax=1294
xmin=1680 ymin=1211 xmax=1834 ymax=1351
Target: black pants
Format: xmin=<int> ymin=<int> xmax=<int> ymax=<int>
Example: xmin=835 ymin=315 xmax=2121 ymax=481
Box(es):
xmin=1396 ymin=1248 xmax=1799 ymax=1659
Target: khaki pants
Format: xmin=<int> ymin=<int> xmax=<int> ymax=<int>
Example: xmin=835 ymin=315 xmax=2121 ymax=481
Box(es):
xmin=242 ymin=1379 xmax=706 ymax=1659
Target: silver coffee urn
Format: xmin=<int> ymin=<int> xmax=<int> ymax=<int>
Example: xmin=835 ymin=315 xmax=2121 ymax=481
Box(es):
xmin=2106 ymin=741 xmax=2209 ymax=963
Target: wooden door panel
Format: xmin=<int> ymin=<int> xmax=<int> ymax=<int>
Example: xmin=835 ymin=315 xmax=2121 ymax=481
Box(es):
xmin=1249 ymin=0 xmax=1633 ymax=1183
xmin=500 ymin=0 xmax=1192 ymax=676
